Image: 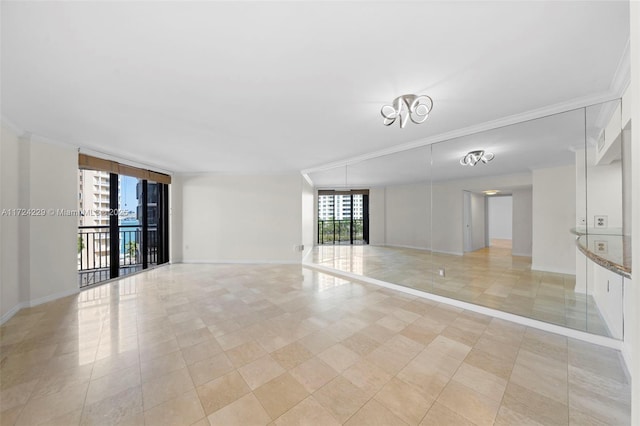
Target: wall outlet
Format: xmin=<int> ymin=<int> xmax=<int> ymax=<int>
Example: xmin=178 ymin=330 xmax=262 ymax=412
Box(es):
xmin=594 ymin=240 xmax=608 ymax=254
xmin=594 ymin=215 xmax=608 ymax=228
xmin=293 ymin=244 xmax=305 ymax=252
xmin=438 ymin=268 xmax=446 ymax=277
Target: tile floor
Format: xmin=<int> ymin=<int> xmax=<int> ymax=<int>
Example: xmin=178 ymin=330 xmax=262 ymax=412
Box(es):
xmin=0 ymin=264 xmax=630 ymax=425
xmin=310 ymin=245 xmax=612 ymax=337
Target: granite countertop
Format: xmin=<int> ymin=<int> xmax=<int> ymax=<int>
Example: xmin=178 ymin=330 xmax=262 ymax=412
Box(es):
xmin=574 ymin=232 xmax=631 ymax=278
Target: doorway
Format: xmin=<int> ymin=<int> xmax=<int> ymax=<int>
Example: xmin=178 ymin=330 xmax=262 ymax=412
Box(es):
xmin=463 ymin=191 xmax=487 ymax=252
xmin=487 ymin=195 xmax=513 ymax=249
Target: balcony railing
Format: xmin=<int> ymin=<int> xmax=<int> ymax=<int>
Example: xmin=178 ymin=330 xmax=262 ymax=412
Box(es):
xmin=318 ymin=219 xmax=365 ymax=245
xmin=78 ymin=225 xmax=158 ymax=288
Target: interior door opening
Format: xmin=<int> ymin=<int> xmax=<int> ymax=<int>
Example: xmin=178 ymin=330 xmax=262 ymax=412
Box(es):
xmin=487 ymin=194 xmax=513 ymax=249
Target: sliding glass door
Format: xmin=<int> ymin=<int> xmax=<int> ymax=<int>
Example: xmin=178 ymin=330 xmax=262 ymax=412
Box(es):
xmin=317 ymin=190 xmax=369 ymax=245
xmin=78 ymin=169 xmax=170 ymax=288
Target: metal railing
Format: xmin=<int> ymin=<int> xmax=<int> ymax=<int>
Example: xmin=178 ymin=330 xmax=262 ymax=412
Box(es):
xmin=318 ymin=219 xmax=365 ymax=245
xmin=77 ymin=225 xmax=157 ymax=288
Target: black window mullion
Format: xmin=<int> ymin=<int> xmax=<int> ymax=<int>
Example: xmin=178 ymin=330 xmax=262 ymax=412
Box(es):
xmin=157 ymin=184 xmax=164 ymax=264
xmin=163 ymin=184 xmax=170 ymax=264
xmin=109 ymin=173 xmax=119 ymax=279
xmin=142 ymin=180 xmax=148 ymax=269
xmin=363 ymin=194 xmax=369 ymax=244
xmin=350 ymin=195 xmax=354 ymax=244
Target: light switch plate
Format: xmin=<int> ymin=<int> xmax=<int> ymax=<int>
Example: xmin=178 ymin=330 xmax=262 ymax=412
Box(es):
xmin=594 ymin=215 xmax=608 ymax=228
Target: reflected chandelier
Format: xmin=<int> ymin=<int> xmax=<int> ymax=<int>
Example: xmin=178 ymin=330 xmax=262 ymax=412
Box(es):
xmin=460 ymin=150 xmax=494 ymax=166
xmin=381 ymin=94 xmax=433 ymax=128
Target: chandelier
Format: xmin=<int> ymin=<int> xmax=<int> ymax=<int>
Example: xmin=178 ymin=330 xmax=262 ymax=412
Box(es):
xmin=381 ymin=94 xmax=433 ymax=128
xmin=460 ymin=150 xmax=494 ymax=166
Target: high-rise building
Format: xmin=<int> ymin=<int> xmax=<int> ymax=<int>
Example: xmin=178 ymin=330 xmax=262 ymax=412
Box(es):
xmin=78 ymin=170 xmax=119 ymax=226
xmin=318 ymin=194 xmax=363 ymax=220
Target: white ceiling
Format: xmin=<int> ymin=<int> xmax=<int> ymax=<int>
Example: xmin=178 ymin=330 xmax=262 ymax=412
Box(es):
xmin=309 ymin=98 xmax=623 ymax=188
xmin=1 ymin=1 xmax=629 ymax=174
xmin=308 ymin=106 xmax=584 ymax=187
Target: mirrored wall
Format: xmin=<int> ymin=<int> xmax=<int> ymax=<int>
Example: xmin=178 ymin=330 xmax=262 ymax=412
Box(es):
xmin=308 ymin=99 xmax=630 ymax=340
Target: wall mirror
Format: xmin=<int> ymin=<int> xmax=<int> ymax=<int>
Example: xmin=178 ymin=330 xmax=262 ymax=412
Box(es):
xmin=307 ymin=99 xmax=627 ymax=340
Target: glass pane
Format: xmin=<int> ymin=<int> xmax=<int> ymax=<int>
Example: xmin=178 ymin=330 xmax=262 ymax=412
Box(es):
xmin=77 ymin=170 xmax=111 ymax=287
xmin=119 ymin=175 xmax=142 ymax=276
xmin=430 ymin=107 xmax=592 ymax=333
xmin=582 ymin=99 xmax=625 ymax=339
xmin=147 ymin=181 xmax=159 ymax=266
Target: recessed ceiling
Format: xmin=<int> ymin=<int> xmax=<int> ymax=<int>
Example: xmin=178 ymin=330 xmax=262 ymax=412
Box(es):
xmin=1 ymin=1 xmax=629 ymax=174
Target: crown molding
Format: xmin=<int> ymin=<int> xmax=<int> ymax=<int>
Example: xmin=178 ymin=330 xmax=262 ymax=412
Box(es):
xmin=1 ymin=115 xmax=25 ymax=137
xmin=176 ymin=170 xmax=301 ymax=178
xmin=29 ymin=133 xmax=78 ymax=150
xmin=301 ymin=90 xmax=620 ymax=175
xmin=610 ymin=37 xmax=631 ymax=97
xmin=302 ymin=173 xmax=314 ymax=187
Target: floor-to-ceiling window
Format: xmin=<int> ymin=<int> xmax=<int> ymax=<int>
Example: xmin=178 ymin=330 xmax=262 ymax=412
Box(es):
xmin=77 ymin=155 xmax=170 ymax=288
xmin=317 ymin=190 xmax=369 ymax=245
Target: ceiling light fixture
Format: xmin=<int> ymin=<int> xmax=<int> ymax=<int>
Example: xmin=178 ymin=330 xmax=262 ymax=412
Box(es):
xmin=483 ymin=190 xmax=500 ymax=196
xmin=460 ymin=150 xmax=494 ymax=166
xmin=381 ymin=94 xmax=433 ymax=128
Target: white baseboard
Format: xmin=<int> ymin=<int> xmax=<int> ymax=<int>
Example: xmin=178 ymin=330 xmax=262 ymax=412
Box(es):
xmin=621 ymin=341 xmax=632 ymax=383
xmin=383 ymin=244 xmax=465 ymax=257
xmin=383 ymin=244 xmax=430 ymax=251
xmin=1 ymin=287 xmax=79 ymax=325
xmin=28 ymin=287 xmax=79 ymax=308
xmin=433 ymin=249 xmax=464 ymax=256
xmin=531 ymin=264 xmax=576 ymax=275
xmin=512 ymin=252 xmax=532 ymax=257
xmin=182 ymin=259 xmax=301 ymax=265
xmin=1 ymin=303 xmax=25 ymax=325
xmin=303 ymin=262 xmax=622 ymax=350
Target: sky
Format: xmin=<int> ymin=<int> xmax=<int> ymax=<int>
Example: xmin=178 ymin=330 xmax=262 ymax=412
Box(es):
xmin=119 ymin=175 xmax=139 ymax=216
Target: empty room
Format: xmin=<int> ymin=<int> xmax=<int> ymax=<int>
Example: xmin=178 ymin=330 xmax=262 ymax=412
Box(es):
xmin=1 ymin=1 xmax=639 ymax=425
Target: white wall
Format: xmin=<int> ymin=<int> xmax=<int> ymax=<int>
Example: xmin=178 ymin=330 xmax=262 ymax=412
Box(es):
xmin=621 ymin=123 xmax=632 ymax=236
xmin=433 ymin=174 xmax=533 ymax=256
xmin=587 ymin=149 xmax=623 ymax=230
xmin=384 ymin=182 xmax=430 ymax=250
xmin=28 ymin=139 xmax=78 ymax=302
xmin=512 ymin=187 xmax=532 ymax=256
xmin=488 ymin=195 xmax=512 ymax=241
xmin=368 ymin=173 xmax=533 ymax=256
xmin=170 ymin=174 xmax=184 ymax=263
xmin=1 ymin=125 xmax=79 ymax=323
xmin=368 ymin=187 xmax=385 ymax=245
xmin=590 ymin=259 xmax=624 ymax=339
xmin=469 ymin=192 xmax=486 ymax=251
xmin=1 ymin=123 xmax=21 ymax=322
xmin=532 ymin=165 xmax=576 ymax=274
xmin=301 ymin=177 xmax=314 ymax=257
xmin=180 ymin=174 xmax=303 ymax=263
xmin=432 ymin=183 xmax=464 ymax=255
xmin=628 ymin=3 xmax=639 ymax=422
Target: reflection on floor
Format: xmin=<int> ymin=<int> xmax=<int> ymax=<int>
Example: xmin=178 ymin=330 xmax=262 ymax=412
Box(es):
xmin=0 ymin=264 xmax=630 ymax=425
xmin=490 ymin=239 xmax=512 ymax=249
xmin=310 ymin=245 xmax=611 ymax=337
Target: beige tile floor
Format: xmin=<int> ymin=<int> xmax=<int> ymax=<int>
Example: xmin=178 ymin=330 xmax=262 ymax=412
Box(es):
xmin=0 ymin=264 xmax=630 ymax=425
xmin=310 ymin=245 xmax=612 ymax=337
